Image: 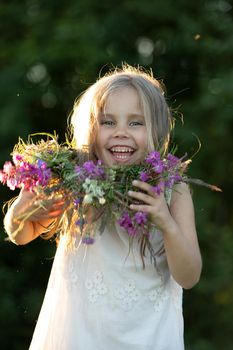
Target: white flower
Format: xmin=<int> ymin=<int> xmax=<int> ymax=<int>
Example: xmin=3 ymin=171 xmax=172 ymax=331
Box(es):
xmin=108 ymin=169 xmax=116 ymax=181
xmin=99 ymin=197 xmax=106 ymax=205
xmin=83 ymin=194 xmax=93 ymax=204
xmin=82 ymin=179 xmax=105 ymax=199
xmin=93 ymin=185 xmax=105 ymax=197
xmin=84 ymin=178 xmax=91 ymax=185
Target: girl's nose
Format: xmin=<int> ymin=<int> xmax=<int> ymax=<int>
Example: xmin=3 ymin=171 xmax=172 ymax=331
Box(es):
xmin=113 ymin=124 xmax=129 ymax=138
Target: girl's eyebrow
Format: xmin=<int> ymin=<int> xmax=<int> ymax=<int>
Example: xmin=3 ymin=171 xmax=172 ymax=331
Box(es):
xmin=100 ymin=113 xmax=144 ymax=118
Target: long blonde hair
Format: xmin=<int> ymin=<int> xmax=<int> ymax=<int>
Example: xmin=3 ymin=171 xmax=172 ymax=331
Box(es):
xmin=69 ymin=64 xmax=174 ymax=157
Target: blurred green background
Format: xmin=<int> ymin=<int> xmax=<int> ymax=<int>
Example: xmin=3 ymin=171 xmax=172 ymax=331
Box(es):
xmin=0 ymin=0 xmax=232 ymax=349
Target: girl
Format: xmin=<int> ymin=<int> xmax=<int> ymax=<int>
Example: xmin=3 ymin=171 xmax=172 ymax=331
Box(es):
xmin=4 ymin=65 xmax=202 ymax=349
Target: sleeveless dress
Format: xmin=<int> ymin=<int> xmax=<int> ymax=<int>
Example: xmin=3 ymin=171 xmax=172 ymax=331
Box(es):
xmin=29 ymin=195 xmax=184 ymax=350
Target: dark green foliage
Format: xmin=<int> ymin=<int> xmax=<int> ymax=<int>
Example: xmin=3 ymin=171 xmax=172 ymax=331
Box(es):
xmin=0 ymin=0 xmax=232 ymax=348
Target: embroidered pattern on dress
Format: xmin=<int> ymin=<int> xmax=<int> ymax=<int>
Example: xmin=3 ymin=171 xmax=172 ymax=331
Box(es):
xmin=113 ymin=279 xmax=141 ymax=311
xmin=50 ymin=250 xmax=80 ymax=291
xmin=65 ymin=257 xmax=79 ymax=285
xmin=85 ymin=271 xmax=108 ymax=303
xmin=147 ymin=276 xmax=169 ymax=312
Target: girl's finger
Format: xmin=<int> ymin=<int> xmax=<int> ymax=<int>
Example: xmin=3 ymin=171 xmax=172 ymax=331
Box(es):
xmin=132 ymin=180 xmax=157 ymax=197
xmin=129 ymin=203 xmax=152 ymax=213
xmin=128 ymin=190 xmax=155 ymax=205
xmin=30 ymin=209 xmax=63 ymax=221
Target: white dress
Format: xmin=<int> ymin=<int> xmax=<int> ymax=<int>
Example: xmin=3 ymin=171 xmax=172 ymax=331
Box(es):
xmin=29 ymin=211 xmax=184 ymax=349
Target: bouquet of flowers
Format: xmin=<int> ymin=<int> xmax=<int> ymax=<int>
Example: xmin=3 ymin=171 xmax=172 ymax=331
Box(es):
xmin=0 ymin=134 xmax=221 ymax=246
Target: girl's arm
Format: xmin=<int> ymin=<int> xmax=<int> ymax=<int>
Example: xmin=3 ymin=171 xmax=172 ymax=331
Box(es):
xmin=4 ymin=189 xmax=64 ymax=245
xmin=128 ymin=181 xmax=202 ymax=289
xmin=162 ymin=182 xmax=202 ymax=289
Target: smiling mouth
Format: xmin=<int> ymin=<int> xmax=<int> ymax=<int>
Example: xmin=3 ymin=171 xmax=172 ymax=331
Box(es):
xmin=108 ymin=146 xmax=135 ymax=161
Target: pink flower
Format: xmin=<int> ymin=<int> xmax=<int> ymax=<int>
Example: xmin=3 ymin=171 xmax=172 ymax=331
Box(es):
xmin=3 ymin=161 xmax=15 ymax=175
xmin=13 ymin=154 xmax=23 ymax=165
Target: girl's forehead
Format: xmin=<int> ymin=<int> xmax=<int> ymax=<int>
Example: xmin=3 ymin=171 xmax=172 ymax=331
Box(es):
xmin=103 ymin=86 xmax=141 ymax=105
xmin=102 ymin=90 xmax=142 ymax=116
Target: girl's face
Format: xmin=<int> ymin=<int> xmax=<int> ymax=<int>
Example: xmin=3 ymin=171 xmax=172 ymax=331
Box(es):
xmin=95 ymin=87 xmax=148 ymax=166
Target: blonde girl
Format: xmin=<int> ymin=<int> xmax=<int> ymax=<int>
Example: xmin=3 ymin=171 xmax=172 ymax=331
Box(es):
xmin=4 ymin=65 xmax=202 ymax=350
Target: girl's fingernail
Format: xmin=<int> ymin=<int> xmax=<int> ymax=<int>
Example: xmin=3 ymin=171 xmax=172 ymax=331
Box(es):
xmin=128 ymin=191 xmax=132 ymax=195
xmin=132 ymin=180 xmax=137 ymax=185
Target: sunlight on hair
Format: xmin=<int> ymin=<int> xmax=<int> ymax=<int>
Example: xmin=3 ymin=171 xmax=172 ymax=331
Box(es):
xmin=72 ymin=90 xmax=93 ymax=149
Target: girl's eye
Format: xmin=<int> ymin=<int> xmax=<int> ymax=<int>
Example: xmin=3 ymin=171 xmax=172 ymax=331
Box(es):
xmin=129 ymin=121 xmax=144 ymax=126
xmin=100 ymin=120 xmax=115 ymax=126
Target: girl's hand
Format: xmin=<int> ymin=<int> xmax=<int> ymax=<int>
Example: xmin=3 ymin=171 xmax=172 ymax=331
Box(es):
xmin=16 ymin=189 xmax=65 ymax=222
xmin=129 ymin=180 xmax=202 ymax=289
xmin=4 ymin=188 xmax=66 ymax=245
xmin=128 ymin=180 xmax=175 ymax=232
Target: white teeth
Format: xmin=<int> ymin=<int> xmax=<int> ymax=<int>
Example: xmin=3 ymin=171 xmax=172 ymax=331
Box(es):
xmin=110 ymin=147 xmax=134 ymax=153
xmin=115 ymin=154 xmax=129 ymax=159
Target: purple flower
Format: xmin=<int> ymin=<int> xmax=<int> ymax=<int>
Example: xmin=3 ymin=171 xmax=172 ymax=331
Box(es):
xmin=75 ymin=218 xmax=86 ymax=226
xmin=74 ymin=165 xmax=86 ymax=181
xmin=152 ymin=160 xmax=164 ymax=174
xmin=73 ymin=198 xmax=82 ymax=206
xmin=83 ymin=161 xmax=96 ymax=173
xmin=145 ymin=151 xmax=161 ymax=165
xmin=166 ymin=154 xmax=180 ymax=168
xmin=145 ymin=152 xmax=165 ymax=174
xmin=82 ymin=236 xmax=95 ymax=244
xmin=75 ymin=165 xmax=82 ymax=174
xmin=127 ymin=226 xmax=137 ymax=236
xmin=75 ymin=161 xmax=105 ymax=180
xmin=118 ymin=212 xmax=133 ymax=228
xmin=37 ymin=159 xmax=47 ymax=169
xmin=152 ymin=181 xmax=164 ymax=195
xmin=14 ymin=160 xmax=52 ymax=191
xmin=139 ymin=171 xmax=150 ymax=182
xmin=165 ymin=173 xmax=182 ymax=188
xmin=134 ymin=211 xmax=148 ymax=225
xmin=118 ymin=212 xmax=138 ymax=236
